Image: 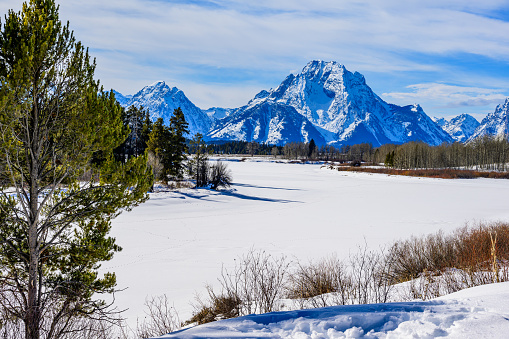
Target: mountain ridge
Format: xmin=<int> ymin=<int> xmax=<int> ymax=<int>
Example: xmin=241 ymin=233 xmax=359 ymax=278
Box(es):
xmin=468 ymin=98 xmax=509 ymax=142
xmin=112 ymin=61 xmax=507 ymax=146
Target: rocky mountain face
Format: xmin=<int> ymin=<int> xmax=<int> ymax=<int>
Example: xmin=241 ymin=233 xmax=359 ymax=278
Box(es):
xmin=115 ymin=81 xmax=212 ymax=136
xmin=433 ymin=114 xmax=480 ymax=142
xmin=207 ymin=101 xmax=327 ymax=145
xmin=468 ymin=98 xmax=509 ymax=142
xmin=207 ymin=61 xmax=452 ymax=146
xmin=113 ymin=61 xmax=508 ymax=146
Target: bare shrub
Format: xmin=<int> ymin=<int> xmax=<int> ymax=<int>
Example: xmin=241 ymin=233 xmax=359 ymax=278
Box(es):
xmin=454 ymin=222 xmax=509 ymax=271
xmin=221 ymin=249 xmax=290 ymax=315
xmin=287 ymin=256 xmax=353 ymax=308
xmin=209 ymin=162 xmax=233 ymax=190
xmin=0 ymin=307 xmax=129 ymax=339
xmin=388 ymin=231 xmax=455 ymax=283
xmin=135 ymin=295 xmax=181 ymax=338
xmin=187 ymin=250 xmax=290 ymax=325
xmin=392 ymin=222 xmax=509 ymax=301
xmin=349 ymin=245 xmax=393 ymax=304
xmin=185 ymin=286 xmax=241 ymax=326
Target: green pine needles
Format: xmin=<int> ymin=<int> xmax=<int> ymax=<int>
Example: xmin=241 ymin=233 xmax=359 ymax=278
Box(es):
xmin=0 ymin=1 xmax=152 ymax=338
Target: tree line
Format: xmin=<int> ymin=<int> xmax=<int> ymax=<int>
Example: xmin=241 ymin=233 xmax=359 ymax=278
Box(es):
xmin=380 ymin=137 xmax=509 ymax=171
xmin=269 ymin=138 xmax=509 ymax=171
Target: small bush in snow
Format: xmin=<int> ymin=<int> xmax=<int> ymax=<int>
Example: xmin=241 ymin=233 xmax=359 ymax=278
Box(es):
xmin=209 ymin=162 xmax=233 ymax=190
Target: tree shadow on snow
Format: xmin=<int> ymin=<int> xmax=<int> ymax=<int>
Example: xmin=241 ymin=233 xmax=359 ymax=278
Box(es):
xmin=172 ymin=191 xmax=221 ymax=202
xmin=220 ymin=190 xmax=300 ymax=203
xmin=233 ymin=183 xmax=302 ymax=191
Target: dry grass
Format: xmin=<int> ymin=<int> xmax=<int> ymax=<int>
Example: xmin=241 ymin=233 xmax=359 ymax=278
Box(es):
xmin=330 ymin=166 xmax=509 ymax=179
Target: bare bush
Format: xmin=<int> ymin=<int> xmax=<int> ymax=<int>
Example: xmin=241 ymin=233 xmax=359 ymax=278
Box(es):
xmin=135 ymin=295 xmax=181 ymax=338
xmin=220 ymin=250 xmax=290 ymax=315
xmin=391 ymin=222 xmax=509 ymax=301
xmin=187 ymin=250 xmax=290 ymax=325
xmin=287 ymin=256 xmax=353 ymax=308
xmin=209 ymin=162 xmax=233 ymax=190
xmin=349 ymin=245 xmax=393 ymax=304
xmin=185 ymin=286 xmax=241 ymax=325
xmin=387 ymin=231 xmax=455 ymax=283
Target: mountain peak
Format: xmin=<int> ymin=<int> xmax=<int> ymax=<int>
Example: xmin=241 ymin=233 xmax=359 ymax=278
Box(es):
xmin=468 ymin=99 xmax=508 ymax=142
xmin=302 ymin=60 xmax=345 ymax=73
xmin=495 ymin=97 xmax=509 ymax=114
xmin=435 ymin=114 xmax=480 ymax=142
xmin=149 ymin=80 xmax=167 ymax=88
xmin=115 ymin=82 xmax=212 ymax=136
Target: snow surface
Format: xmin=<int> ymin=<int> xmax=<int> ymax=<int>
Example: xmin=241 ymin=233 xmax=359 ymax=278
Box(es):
xmin=104 ymin=159 xmax=509 ymax=331
xmin=158 ymin=281 xmax=509 ymax=338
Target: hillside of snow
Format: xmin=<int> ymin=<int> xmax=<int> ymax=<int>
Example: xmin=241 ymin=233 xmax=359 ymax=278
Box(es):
xmin=105 ymin=159 xmax=509 ymax=334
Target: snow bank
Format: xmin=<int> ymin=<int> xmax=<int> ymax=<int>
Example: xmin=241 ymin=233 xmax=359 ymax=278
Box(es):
xmin=158 ymin=282 xmax=509 ymax=338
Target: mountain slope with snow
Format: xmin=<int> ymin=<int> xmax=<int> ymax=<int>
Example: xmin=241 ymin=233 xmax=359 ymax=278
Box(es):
xmin=208 ymin=61 xmax=453 ymax=146
xmin=468 ymin=98 xmax=509 ymax=142
xmin=112 ymin=62 xmax=509 ymax=146
xmin=433 ymin=114 xmax=480 ymax=142
xmin=116 ymin=81 xmax=212 ymax=136
xmin=207 ymin=100 xmax=327 ymax=145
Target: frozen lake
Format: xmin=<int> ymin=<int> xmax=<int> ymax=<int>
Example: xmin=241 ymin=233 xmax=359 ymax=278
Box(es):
xmin=105 ymin=159 xmax=509 ymax=326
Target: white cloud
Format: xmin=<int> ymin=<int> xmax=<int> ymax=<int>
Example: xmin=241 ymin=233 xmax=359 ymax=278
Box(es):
xmin=2 ymin=0 xmax=509 ymax=111
xmin=383 ymin=83 xmax=507 ymax=108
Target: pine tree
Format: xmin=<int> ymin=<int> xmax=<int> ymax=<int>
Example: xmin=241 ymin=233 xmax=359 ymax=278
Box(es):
xmin=115 ymin=105 xmax=151 ymax=162
xmin=189 ymin=133 xmax=209 ymax=187
xmin=168 ymin=107 xmax=189 ymax=180
xmin=308 ymin=139 xmax=316 ymax=159
xmin=146 ymin=118 xmax=171 ymax=182
xmin=0 ymin=1 xmax=152 ymax=338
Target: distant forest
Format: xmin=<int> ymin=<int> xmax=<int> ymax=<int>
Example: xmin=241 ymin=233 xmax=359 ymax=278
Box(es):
xmin=200 ymin=136 xmax=509 ymax=171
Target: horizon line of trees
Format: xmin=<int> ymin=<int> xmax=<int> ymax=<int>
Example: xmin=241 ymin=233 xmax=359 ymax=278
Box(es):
xmin=200 ymin=137 xmax=508 ymax=171
xmin=115 ymin=107 xmax=509 ymax=173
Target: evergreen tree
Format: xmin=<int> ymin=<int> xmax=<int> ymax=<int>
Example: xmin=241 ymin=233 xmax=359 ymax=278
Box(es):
xmin=146 ymin=118 xmax=171 ymax=182
xmin=189 ymin=133 xmax=209 ymax=187
xmin=308 ymin=139 xmax=316 ymax=159
xmin=168 ymin=107 xmax=189 ymax=180
xmin=114 ymin=105 xmax=150 ymax=162
xmin=141 ymin=107 xmax=153 ymax=151
xmin=0 ymin=1 xmax=152 ymax=338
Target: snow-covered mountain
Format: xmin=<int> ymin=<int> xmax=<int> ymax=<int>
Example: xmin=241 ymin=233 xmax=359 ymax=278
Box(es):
xmin=202 ymin=107 xmax=235 ymax=124
xmin=207 ymin=61 xmax=453 ymax=146
xmin=468 ymin=98 xmax=509 ymax=142
xmin=112 ymin=90 xmax=132 ymax=106
xmin=207 ymin=101 xmax=326 ymax=145
xmin=115 ymin=81 xmax=212 ymax=136
xmin=110 ymin=62 xmax=509 ymax=146
xmin=433 ymin=114 xmax=480 ymax=142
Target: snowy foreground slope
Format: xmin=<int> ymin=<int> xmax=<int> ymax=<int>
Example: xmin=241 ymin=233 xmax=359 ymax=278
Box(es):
xmin=159 ymin=282 xmax=509 ymax=338
xmin=105 ymin=159 xmax=509 ymax=330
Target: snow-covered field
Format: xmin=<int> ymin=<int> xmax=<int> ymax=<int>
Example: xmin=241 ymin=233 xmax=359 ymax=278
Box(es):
xmin=105 ymin=158 xmax=509 ymax=334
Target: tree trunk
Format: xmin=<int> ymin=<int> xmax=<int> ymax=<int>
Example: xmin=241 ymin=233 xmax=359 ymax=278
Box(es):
xmin=27 ymin=103 xmax=41 ymax=339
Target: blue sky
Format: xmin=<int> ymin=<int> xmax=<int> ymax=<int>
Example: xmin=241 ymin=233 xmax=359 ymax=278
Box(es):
xmin=3 ymin=0 xmax=509 ymax=120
